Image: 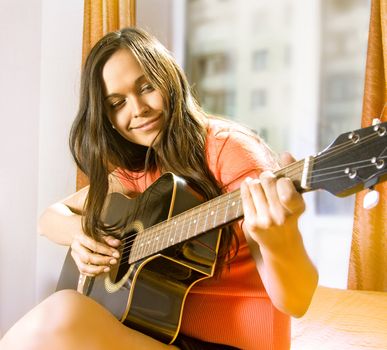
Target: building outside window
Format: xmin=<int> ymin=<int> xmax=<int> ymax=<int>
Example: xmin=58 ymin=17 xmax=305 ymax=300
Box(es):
xmin=185 ymin=0 xmax=370 ymax=287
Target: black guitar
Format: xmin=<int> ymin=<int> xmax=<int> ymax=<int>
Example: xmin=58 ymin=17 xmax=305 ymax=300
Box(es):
xmin=57 ymin=121 xmax=387 ymax=344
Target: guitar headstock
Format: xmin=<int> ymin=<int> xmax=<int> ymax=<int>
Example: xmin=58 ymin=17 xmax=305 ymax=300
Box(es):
xmin=310 ymin=122 xmax=387 ymax=197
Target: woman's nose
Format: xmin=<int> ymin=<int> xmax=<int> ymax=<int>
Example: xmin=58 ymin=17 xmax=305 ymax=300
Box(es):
xmin=128 ymin=95 xmax=149 ymax=118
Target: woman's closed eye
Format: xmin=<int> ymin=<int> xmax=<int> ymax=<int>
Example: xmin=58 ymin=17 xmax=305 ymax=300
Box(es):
xmin=109 ymin=98 xmax=126 ymax=110
xmin=139 ymin=83 xmax=154 ymax=94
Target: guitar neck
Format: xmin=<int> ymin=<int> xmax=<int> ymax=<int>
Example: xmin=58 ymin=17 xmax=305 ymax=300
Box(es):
xmin=130 ymin=117 xmax=387 ymax=262
xmin=129 ymin=159 xmax=309 ymax=263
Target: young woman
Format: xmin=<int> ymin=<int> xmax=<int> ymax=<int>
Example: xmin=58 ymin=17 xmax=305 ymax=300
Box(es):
xmin=0 ymin=27 xmax=318 ymax=350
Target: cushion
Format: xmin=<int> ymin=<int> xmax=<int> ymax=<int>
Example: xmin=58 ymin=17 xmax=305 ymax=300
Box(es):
xmin=291 ymin=286 xmax=387 ymax=350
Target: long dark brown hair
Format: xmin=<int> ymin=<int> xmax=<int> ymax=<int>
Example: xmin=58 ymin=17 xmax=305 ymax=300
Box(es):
xmin=70 ymin=27 xmax=236 ymax=268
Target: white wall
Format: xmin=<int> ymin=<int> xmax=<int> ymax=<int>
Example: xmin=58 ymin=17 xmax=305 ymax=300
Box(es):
xmin=0 ymin=0 xmax=41 ymax=336
xmin=0 ymin=0 xmax=83 ymax=335
xmin=36 ymin=0 xmax=83 ymax=302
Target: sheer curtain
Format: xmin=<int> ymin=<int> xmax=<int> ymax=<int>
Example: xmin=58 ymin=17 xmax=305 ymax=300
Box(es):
xmin=348 ymin=0 xmax=387 ymax=292
xmin=77 ymin=0 xmax=136 ymax=190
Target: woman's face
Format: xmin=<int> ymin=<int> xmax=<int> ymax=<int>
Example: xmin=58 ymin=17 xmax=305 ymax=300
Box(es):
xmin=102 ymin=49 xmax=165 ymax=147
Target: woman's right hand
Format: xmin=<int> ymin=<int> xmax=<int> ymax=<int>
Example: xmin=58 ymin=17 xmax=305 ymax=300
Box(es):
xmin=70 ymin=231 xmax=121 ymax=277
xmin=38 ymin=177 xmax=129 ymax=277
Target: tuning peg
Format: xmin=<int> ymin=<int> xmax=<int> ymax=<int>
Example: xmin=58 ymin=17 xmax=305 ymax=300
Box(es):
xmin=372 ymin=118 xmax=381 ymax=125
xmin=363 ymin=188 xmax=380 ymax=209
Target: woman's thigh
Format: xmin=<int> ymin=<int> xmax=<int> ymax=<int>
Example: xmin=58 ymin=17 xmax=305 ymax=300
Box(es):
xmin=0 ymin=290 xmax=179 ymax=350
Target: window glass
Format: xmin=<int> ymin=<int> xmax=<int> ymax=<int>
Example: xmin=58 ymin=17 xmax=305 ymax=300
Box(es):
xmin=185 ymin=0 xmax=371 ymax=287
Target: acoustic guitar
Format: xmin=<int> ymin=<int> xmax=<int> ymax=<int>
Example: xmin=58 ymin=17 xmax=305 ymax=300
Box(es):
xmin=57 ymin=121 xmax=387 ymax=344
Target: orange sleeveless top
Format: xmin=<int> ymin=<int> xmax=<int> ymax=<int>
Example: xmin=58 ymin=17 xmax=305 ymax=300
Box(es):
xmin=116 ymin=118 xmax=290 ymax=350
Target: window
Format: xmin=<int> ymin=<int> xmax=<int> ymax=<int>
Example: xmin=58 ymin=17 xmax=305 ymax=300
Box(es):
xmin=185 ymin=0 xmax=370 ymax=288
xmin=202 ymin=90 xmax=235 ymax=117
xmin=325 ymin=73 xmax=363 ymax=102
xmin=251 ymin=88 xmax=267 ymax=109
xmin=197 ymin=53 xmax=232 ymax=77
xmin=252 ymin=50 xmax=268 ymax=71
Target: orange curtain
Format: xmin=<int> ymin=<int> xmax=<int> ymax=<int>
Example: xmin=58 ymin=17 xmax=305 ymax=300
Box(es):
xmin=348 ymin=0 xmax=387 ymax=291
xmin=77 ymin=0 xmax=136 ymax=190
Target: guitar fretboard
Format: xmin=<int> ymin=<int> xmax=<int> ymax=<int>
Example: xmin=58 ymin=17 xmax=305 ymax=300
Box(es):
xmin=129 ymin=159 xmax=306 ymax=263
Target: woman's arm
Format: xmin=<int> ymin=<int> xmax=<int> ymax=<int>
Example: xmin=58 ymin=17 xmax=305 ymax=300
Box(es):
xmin=37 ymin=185 xmax=89 ymax=245
xmin=209 ymin=126 xmax=318 ymax=317
xmin=240 ymin=153 xmax=318 ymax=318
xmin=37 ymin=174 xmax=126 ymax=276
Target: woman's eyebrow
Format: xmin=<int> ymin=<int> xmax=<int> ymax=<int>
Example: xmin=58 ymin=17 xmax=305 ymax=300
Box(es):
xmin=104 ymin=93 xmax=124 ymax=101
xmin=135 ymin=74 xmax=147 ymax=84
xmin=104 ymin=75 xmax=147 ymax=100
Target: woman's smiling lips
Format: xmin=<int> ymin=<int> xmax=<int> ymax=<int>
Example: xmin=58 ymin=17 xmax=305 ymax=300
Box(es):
xmin=129 ymin=115 xmax=161 ymax=131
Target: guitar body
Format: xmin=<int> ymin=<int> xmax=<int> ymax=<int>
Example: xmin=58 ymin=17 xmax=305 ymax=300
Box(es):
xmin=57 ymin=173 xmax=222 ymax=344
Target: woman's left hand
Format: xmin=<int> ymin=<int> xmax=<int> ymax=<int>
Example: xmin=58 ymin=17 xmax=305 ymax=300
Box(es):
xmin=240 ymin=152 xmax=305 ymax=251
xmin=240 ymin=152 xmax=318 ymax=317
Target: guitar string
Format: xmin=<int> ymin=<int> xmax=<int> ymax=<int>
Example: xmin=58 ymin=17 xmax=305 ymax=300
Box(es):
xmin=118 ymin=131 xmax=384 ymax=244
xmin=308 ymin=129 xmax=386 ymax=171
xmin=115 ymin=130 xmax=386 ymax=259
xmin=121 ymin=197 xmax=237 ymax=260
xmin=119 ymin=155 xmax=386 ymax=261
xmin=119 ymin=159 xmax=386 ymax=262
xmin=117 ymin=131 xmax=386 ymax=259
xmin=119 ymin=193 xmax=242 ymax=260
xmin=308 ymin=157 xmax=387 ymax=181
xmin=265 ymin=131 xmax=384 ymax=181
xmin=270 ymin=131 xmax=385 ymax=183
xmin=118 ymin=164 xmax=385 ymax=261
xmin=114 ymin=119 xmax=387 ymax=261
xmin=282 ymin=129 xmax=385 ymax=174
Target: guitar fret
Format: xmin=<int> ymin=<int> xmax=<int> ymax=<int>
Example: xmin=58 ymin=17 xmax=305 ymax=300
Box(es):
xmin=171 ymin=218 xmax=178 ymax=245
xmin=161 ymin=223 xmax=166 ymax=251
xmin=223 ymin=192 xmax=230 ymax=224
xmin=146 ymin=229 xmax=153 ymax=256
xmin=155 ymin=228 xmax=161 ymax=249
xmin=170 ymin=219 xmax=176 ymax=245
xmin=129 ymin=236 xmax=137 ymax=262
xmin=150 ymin=226 xmax=157 ymax=256
xmin=202 ymin=201 xmax=211 ymax=234
xmin=195 ymin=206 xmax=203 ymax=237
xmin=204 ymin=202 xmax=212 ymax=230
xmin=192 ymin=212 xmax=199 ymax=238
xmin=143 ymin=232 xmax=149 ymax=257
xmin=131 ymin=237 xmax=137 ymax=262
xmin=212 ymin=196 xmax=219 ymax=228
xmin=211 ymin=196 xmax=220 ymax=228
xmin=180 ymin=211 xmax=187 ymax=243
xmin=143 ymin=230 xmax=149 ymax=258
xmin=236 ymin=196 xmax=242 ymax=217
xmin=165 ymin=223 xmax=171 ymax=250
xmin=139 ymin=233 xmax=146 ymax=259
xmin=185 ymin=210 xmax=191 ymax=241
xmin=135 ymin=236 xmax=141 ymax=260
xmin=178 ymin=214 xmax=183 ymax=243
